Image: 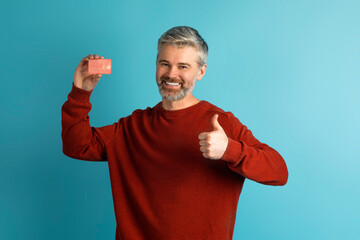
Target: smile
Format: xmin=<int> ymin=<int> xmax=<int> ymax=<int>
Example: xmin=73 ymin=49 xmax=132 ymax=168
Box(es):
xmin=165 ymin=81 xmax=180 ymax=86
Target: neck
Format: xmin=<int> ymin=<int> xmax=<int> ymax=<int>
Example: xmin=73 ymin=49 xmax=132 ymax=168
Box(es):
xmin=161 ymin=93 xmax=201 ymax=111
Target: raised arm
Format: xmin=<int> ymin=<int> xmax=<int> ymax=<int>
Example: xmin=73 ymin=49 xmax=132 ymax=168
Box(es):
xmin=61 ymin=54 xmax=112 ymax=161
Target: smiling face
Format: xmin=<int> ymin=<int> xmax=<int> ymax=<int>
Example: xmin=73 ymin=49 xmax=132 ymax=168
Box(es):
xmin=156 ymin=44 xmax=206 ymax=102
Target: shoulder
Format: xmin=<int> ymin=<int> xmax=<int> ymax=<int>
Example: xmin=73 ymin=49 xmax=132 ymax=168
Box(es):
xmin=117 ymin=102 xmax=162 ymax=126
xmin=131 ymin=107 xmax=153 ymax=116
xmin=200 ymin=101 xmax=247 ymax=136
xmin=200 ymin=101 xmax=237 ymax=121
xmin=129 ymin=102 xmax=161 ymax=116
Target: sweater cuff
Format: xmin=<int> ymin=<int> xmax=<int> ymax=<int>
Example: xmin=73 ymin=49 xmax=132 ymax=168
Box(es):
xmin=68 ymin=83 xmax=93 ymax=103
xmin=221 ymin=138 xmax=243 ymax=165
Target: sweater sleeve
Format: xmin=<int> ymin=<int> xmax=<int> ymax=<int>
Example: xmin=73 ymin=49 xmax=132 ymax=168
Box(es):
xmin=221 ymin=114 xmax=288 ymax=186
xmin=61 ymin=83 xmax=115 ymax=161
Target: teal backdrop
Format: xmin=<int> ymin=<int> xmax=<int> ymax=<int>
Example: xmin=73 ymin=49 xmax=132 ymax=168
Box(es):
xmin=1 ymin=0 xmax=359 ymax=239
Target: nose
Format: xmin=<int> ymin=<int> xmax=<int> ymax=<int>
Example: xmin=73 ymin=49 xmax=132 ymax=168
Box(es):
xmin=167 ymin=66 xmax=179 ymax=79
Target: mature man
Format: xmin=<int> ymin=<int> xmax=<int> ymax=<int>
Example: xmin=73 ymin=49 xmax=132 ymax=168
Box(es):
xmin=61 ymin=26 xmax=288 ymax=240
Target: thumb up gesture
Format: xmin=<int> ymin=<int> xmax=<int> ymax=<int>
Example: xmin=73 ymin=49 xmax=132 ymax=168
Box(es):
xmin=198 ymin=114 xmax=229 ymax=160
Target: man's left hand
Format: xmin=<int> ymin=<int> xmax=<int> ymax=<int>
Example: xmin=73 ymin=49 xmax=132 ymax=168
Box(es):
xmin=198 ymin=114 xmax=229 ymax=160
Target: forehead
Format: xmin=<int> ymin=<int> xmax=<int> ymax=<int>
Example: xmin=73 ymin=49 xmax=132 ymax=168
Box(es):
xmin=157 ymin=44 xmax=199 ymax=64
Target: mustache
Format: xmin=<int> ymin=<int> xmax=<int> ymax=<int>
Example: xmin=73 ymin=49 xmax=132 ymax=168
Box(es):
xmin=160 ymin=77 xmax=183 ymax=84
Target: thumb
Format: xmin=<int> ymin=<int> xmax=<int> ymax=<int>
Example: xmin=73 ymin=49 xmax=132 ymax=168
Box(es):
xmin=211 ymin=114 xmax=223 ymax=131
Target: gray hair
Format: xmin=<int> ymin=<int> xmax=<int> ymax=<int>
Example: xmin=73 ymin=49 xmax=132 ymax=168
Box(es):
xmin=157 ymin=26 xmax=208 ymax=67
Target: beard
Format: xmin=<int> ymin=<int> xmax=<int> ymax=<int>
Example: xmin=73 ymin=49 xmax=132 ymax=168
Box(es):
xmin=157 ymin=76 xmax=196 ymax=101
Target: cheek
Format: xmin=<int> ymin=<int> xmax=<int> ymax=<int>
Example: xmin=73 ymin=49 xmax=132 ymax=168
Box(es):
xmin=183 ymin=72 xmax=196 ymax=82
xmin=155 ymin=70 xmax=161 ymax=81
xmin=156 ymin=67 xmax=165 ymax=79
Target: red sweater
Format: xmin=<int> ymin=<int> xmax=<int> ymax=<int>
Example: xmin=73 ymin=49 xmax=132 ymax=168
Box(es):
xmin=61 ymin=83 xmax=288 ymax=240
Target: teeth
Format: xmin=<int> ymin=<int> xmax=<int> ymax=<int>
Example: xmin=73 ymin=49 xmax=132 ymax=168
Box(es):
xmin=165 ymin=82 xmax=180 ymax=86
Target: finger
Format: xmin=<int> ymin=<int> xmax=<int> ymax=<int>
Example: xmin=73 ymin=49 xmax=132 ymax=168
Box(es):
xmin=200 ymin=146 xmax=207 ymax=153
xmin=202 ymin=152 xmax=209 ymax=158
xmin=80 ymin=57 xmax=89 ymax=66
xmin=100 ymin=56 xmax=104 ymax=59
xmin=211 ymin=114 xmax=223 ymax=131
xmin=94 ymin=54 xmax=99 ymax=59
xmin=94 ymin=74 xmax=102 ymax=80
xmin=199 ymin=140 xmax=207 ymax=146
xmin=198 ymin=132 xmax=209 ymax=140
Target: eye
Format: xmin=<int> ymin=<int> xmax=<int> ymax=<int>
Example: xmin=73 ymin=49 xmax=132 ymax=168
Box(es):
xmin=161 ymin=63 xmax=169 ymax=67
xmin=179 ymin=65 xmax=187 ymax=69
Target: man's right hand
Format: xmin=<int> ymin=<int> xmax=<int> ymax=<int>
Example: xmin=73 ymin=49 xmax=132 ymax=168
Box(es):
xmin=73 ymin=54 xmax=104 ymax=91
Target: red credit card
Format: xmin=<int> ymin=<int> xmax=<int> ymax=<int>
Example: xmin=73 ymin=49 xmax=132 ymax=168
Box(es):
xmin=88 ymin=59 xmax=112 ymax=74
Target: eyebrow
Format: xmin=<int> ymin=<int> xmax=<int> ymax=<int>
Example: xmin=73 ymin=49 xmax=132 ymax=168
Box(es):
xmin=158 ymin=60 xmax=192 ymax=67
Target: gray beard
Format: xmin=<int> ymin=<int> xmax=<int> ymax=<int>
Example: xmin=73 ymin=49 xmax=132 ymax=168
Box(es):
xmin=158 ymin=81 xmax=196 ymax=101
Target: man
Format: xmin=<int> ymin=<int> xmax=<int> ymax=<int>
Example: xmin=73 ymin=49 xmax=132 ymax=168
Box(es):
xmin=61 ymin=26 xmax=288 ymax=240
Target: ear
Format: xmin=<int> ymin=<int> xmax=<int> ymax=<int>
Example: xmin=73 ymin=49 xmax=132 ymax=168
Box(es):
xmin=196 ymin=64 xmax=207 ymax=81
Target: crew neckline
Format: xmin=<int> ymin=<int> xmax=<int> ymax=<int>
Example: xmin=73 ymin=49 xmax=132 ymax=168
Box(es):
xmin=154 ymin=100 xmax=208 ymax=116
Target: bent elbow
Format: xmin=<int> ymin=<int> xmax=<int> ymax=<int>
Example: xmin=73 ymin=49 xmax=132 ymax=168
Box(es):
xmin=272 ymin=152 xmax=289 ymax=186
xmin=274 ymin=164 xmax=289 ymax=186
xmin=276 ymin=172 xmax=288 ymax=186
xmin=62 ymin=144 xmax=75 ymax=158
xmin=261 ymin=161 xmax=289 ymax=186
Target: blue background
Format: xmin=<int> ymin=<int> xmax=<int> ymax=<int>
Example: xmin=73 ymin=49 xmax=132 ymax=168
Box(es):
xmin=1 ymin=0 xmax=359 ymax=239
